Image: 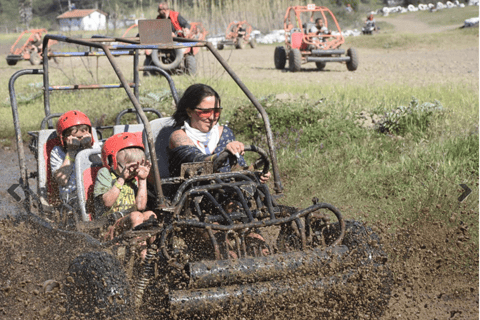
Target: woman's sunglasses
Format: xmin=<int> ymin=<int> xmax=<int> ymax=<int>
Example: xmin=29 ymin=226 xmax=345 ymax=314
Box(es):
xmin=193 ymin=107 xmax=222 ymax=119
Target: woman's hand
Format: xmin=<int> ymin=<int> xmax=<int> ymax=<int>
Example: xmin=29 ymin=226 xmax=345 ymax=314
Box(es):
xmin=136 ymin=159 xmax=151 ymax=180
xmin=225 ymin=141 xmax=245 ymax=157
xmin=259 ymin=171 xmax=271 ymax=184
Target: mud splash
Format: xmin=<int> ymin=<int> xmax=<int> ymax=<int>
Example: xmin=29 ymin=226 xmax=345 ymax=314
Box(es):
xmin=0 ymin=148 xmax=478 ymax=319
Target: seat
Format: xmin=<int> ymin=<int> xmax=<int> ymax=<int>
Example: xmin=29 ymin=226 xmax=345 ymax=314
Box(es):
xmin=36 ymin=129 xmax=62 ymax=207
xmin=112 ymin=123 xmax=145 ymax=135
xmin=74 ymin=147 xmax=103 ymax=222
xmin=290 ymin=30 xmax=303 ymax=49
xmin=149 ymin=117 xmax=176 ymax=179
xmin=35 ymin=127 xmax=101 ymax=209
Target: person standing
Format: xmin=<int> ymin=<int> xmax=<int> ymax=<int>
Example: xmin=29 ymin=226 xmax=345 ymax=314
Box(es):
xmin=157 ymin=2 xmax=191 ymax=36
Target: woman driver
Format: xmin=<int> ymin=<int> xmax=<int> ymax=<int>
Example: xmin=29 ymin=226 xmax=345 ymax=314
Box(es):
xmin=168 ymin=83 xmax=270 ymax=183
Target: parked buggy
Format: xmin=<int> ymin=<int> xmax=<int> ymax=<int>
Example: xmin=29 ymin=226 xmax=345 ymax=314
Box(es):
xmin=123 ymin=20 xmax=206 ymax=75
xmin=274 ymin=4 xmax=359 ymax=72
xmin=6 ymin=29 xmax=57 ymax=66
xmin=8 ymin=20 xmax=389 ymax=319
xmin=217 ymin=20 xmax=257 ymax=50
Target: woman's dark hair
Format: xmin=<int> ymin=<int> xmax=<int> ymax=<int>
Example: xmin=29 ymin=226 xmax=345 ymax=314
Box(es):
xmin=172 ymin=83 xmax=221 ymax=127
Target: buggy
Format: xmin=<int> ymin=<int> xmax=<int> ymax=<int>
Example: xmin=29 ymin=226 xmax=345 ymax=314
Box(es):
xmin=217 ymin=20 xmax=257 ymax=50
xmin=123 ymin=20 xmax=206 ymax=75
xmin=274 ymin=4 xmax=359 ymax=72
xmin=147 ymin=20 xmax=206 ymax=75
xmin=7 ymin=21 xmax=389 ymax=319
xmin=6 ymin=29 xmax=57 ymax=66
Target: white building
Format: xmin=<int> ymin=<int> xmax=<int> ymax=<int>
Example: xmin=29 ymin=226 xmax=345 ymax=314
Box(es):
xmin=57 ymin=9 xmax=107 ymax=32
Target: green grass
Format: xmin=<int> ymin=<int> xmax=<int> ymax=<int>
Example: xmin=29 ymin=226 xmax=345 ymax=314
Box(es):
xmin=406 ymin=5 xmax=480 ymax=26
xmin=0 ymin=7 xmax=478 ymax=247
xmin=224 ymin=79 xmax=478 ymax=245
xmin=345 ymin=26 xmax=478 ymax=49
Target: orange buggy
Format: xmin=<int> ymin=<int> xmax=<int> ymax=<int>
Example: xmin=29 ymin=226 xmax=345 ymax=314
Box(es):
xmin=217 ymin=20 xmax=256 ymax=50
xmin=6 ymin=29 xmax=57 ymax=66
xmin=274 ymin=4 xmax=358 ymax=72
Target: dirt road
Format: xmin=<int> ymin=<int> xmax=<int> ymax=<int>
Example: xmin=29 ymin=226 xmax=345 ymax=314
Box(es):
xmin=0 ymin=13 xmax=478 ymax=320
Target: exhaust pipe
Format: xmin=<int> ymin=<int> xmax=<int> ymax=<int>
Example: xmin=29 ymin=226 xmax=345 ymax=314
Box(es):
xmin=311 ymin=49 xmax=345 ymax=55
xmin=188 ymin=245 xmax=348 ymax=289
xmin=169 ymin=270 xmax=354 ymax=317
xmin=307 ymin=56 xmax=350 ymax=63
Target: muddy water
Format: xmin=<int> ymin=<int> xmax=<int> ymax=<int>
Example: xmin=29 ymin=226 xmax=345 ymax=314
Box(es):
xmin=0 ymin=146 xmax=37 ymax=219
xmin=0 ymin=146 xmax=478 ymax=319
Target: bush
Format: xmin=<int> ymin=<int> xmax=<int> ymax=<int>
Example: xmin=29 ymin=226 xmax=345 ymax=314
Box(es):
xmin=376 ymin=97 xmax=444 ymax=136
xmin=228 ymin=97 xmax=367 ymax=153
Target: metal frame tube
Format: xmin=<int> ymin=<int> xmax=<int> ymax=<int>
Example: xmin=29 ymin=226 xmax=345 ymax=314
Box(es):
xmin=9 ymin=69 xmax=44 ymax=210
xmin=205 ymin=42 xmax=283 ymax=194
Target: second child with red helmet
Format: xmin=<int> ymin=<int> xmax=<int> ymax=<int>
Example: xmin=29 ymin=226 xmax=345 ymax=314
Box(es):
xmin=94 ymin=132 xmax=156 ymax=248
xmin=51 ymin=110 xmax=94 ymax=204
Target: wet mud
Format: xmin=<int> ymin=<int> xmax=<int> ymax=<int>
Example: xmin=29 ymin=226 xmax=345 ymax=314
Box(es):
xmin=0 ymin=147 xmax=478 ymax=319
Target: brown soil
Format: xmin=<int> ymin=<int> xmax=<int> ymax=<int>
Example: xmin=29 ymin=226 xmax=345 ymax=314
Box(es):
xmin=0 ymin=145 xmax=478 ymax=319
xmin=0 ymin=14 xmax=478 ymax=320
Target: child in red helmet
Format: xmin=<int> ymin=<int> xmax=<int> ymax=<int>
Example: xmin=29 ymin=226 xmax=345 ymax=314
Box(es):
xmin=94 ymin=132 xmax=156 ymax=242
xmin=51 ymin=110 xmax=94 ymax=204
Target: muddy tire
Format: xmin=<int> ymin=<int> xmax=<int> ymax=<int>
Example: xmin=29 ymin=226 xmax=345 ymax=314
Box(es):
xmin=29 ymin=52 xmax=41 ymax=65
xmin=151 ymin=48 xmax=184 ymax=71
xmin=338 ymin=220 xmax=388 ymax=264
xmin=346 ymin=47 xmax=359 ymax=71
xmin=289 ymin=48 xmax=302 ymax=72
xmin=327 ymin=220 xmax=392 ymax=315
xmin=184 ymin=55 xmax=197 ymax=76
xmin=235 ymin=37 xmax=245 ymax=49
xmin=315 ymin=61 xmax=327 ymax=71
xmin=65 ymin=251 xmax=134 ymax=319
xmin=217 ymin=42 xmax=224 ymax=50
xmin=274 ymin=46 xmax=287 ymax=69
xmin=249 ymin=38 xmax=257 ymax=49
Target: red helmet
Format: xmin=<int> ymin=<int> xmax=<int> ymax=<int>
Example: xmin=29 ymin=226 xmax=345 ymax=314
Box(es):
xmin=56 ymin=110 xmax=92 ymax=147
xmin=101 ymin=132 xmax=144 ymax=171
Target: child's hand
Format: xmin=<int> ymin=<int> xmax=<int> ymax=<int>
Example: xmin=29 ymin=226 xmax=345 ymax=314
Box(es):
xmin=65 ymin=136 xmax=81 ymax=151
xmin=136 ymin=159 xmax=151 ymax=180
xmin=65 ymin=133 xmax=92 ymax=151
xmin=120 ymin=163 xmax=137 ymax=181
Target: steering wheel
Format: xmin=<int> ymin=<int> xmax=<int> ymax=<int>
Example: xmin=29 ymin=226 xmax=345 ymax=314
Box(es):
xmin=212 ymin=145 xmax=270 ymax=176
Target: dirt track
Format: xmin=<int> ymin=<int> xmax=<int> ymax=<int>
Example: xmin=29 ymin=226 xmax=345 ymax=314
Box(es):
xmin=0 ymin=13 xmax=478 ymax=320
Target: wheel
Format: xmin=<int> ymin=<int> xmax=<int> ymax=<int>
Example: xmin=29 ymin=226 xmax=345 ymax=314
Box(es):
xmin=217 ymin=42 xmax=224 ymax=50
xmin=346 ymin=47 xmax=359 ymax=71
xmin=288 ymin=48 xmax=302 ymax=72
xmin=324 ymin=220 xmax=392 ymax=316
xmin=6 ymin=58 xmax=17 ymax=66
xmin=29 ymin=51 xmax=41 ymax=65
xmin=274 ymin=46 xmax=287 ymax=69
xmin=65 ymin=251 xmax=134 ymax=318
xmin=151 ymin=48 xmax=184 ymax=71
xmin=235 ymin=37 xmax=245 ymax=49
xmin=184 ymin=54 xmax=197 ymax=76
xmin=315 ymin=61 xmax=326 ymax=71
xmin=249 ymin=38 xmax=257 ymax=49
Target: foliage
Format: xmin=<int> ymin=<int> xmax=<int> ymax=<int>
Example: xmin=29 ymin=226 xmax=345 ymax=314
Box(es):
xmin=375 ymin=97 xmax=444 ymax=136
xmin=229 ymin=96 xmax=370 ymax=161
xmin=1 ymin=0 xmax=381 ymax=34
